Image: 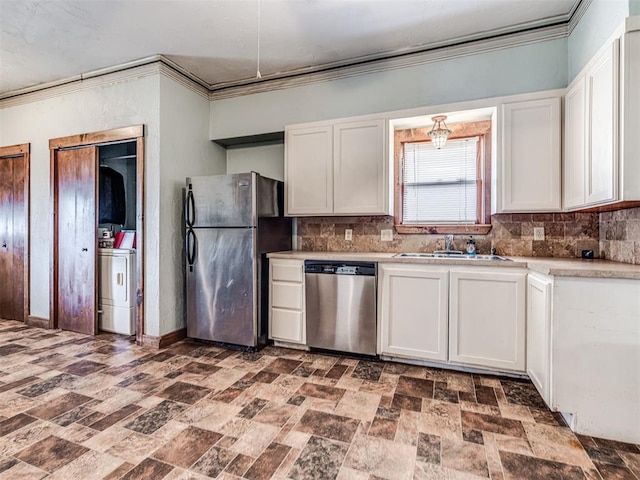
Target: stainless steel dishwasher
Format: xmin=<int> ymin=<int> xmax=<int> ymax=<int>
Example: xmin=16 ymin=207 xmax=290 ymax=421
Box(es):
xmin=304 ymin=260 xmax=377 ymax=355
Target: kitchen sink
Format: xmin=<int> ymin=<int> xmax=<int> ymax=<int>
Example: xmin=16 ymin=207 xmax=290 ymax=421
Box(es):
xmin=393 ymin=252 xmax=512 ymax=261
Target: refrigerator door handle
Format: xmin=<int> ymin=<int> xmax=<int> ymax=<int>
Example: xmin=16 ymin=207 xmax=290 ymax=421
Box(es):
xmin=185 ymin=187 xmax=195 ymax=228
xmin=186 ymin=228 xmax=197 ymax=271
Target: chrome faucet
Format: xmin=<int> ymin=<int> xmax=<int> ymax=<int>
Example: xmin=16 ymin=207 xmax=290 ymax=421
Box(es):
xmin=445 ymin=234 xmax=454 ymax=252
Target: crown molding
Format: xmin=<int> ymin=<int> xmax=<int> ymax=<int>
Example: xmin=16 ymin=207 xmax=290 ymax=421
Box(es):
xmin=0 ymin=57 xmax=211 ymax=108
xmin=209 ymin=22 xmax=569 ymax=101
xmin=0 ymin=61 xmax=161 ymax=108
xmin=568 ymin=0 xmax=592 ymax=34
xmin=157 ymin=62 xmax=209 ymax=99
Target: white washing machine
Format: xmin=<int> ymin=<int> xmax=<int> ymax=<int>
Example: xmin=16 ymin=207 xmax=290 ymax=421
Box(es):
xmin=98 ymin=248 xmax=136 ymax=335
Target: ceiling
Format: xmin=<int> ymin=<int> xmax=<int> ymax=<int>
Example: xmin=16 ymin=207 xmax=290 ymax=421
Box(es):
xmin=1 ymin=0 xmax=581 ymax=97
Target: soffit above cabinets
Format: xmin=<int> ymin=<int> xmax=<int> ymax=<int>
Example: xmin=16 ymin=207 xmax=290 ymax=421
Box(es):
xmin=1 ymin=0 xmax=581 ymax=98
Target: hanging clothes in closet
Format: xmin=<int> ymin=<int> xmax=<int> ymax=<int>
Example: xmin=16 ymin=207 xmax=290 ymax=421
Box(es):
xmin=99 ymin=166 xmax=126 ymax=225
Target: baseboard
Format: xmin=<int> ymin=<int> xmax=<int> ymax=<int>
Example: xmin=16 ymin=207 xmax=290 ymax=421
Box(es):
xmin=141 ymin=327 xmax=187 ymax=349
xmin=26 ymin=316 xmax=50 ymax=329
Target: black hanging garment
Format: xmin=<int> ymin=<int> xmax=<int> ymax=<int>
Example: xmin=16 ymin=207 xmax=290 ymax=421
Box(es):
xmin=99 ymin=166 xmax=126 ymax=224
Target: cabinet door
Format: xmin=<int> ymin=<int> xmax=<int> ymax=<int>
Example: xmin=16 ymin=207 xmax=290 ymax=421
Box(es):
xmin=564 ymin=77 xmax=587 ymax=209
xmin=586 ymin=40 xmax=619 ymax=205
xmin=527 ymin=273 xmax=553 ymax=407
xmin=333 ymin=119 xmax=388 ymax=215
xmin=500 ymin=97 xmax=561 ymax=212
xmin=285 ymin=125 xmax=333 ymax=215
xmin=379 ymin=264 xmax=448 ymax=361
xmin=449 ymin=269 xmax=526 ymax=371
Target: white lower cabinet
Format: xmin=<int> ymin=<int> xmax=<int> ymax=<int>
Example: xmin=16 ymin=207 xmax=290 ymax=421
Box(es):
xmin=526 ymin=273 xmax=553 ymax=407
xmin=269 ymin=259 xmax=305 ymax=345
xmin=449 ymin=268 xmax=526 ymax=372
xmin=378 ymin=264 xmax=448 ymax=361
xmin=553 ymin=277 xmax=640 ymax=444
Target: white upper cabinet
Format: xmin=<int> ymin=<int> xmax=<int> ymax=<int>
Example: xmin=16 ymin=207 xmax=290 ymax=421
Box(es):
xmin=498 ymin=96 xmax=561 ymax=212
xmin=333 ymin=119 xmax=386 ymax=215
xmin=285 ymin=117 xmax=390 ymax=216
xmin=285 ymin=125 xmax=333 ymax=215
xmin=563 ymin=77 xmax=587 ymax=209
xmin=563 ymin=19 xmax=640 ymax=210
xmin=585 ymin=39 xmax=619 ymax=206
xmin=620 ymin=26 xmax=640 ymax=201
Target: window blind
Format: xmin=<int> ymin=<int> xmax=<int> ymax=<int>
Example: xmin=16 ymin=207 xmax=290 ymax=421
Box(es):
xmin=402 ymin=137 xmax=478 ymax=223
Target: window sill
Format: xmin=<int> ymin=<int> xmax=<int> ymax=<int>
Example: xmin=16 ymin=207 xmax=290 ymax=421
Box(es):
xmin=394 ymin=224 xmax=492 ymax=235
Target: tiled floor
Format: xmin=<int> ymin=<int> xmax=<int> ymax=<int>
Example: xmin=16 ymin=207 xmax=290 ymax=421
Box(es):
xmin=0 ymin=321 xmax=638 ymax=480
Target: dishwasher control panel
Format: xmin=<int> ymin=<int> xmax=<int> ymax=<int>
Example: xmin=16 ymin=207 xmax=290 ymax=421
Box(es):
xmin=304 ymin=261 xmax=376 ymax=276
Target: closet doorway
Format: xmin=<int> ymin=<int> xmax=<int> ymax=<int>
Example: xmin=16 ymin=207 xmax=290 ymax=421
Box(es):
xmin=50 ymin=126 xmax=144 ymax=341
xmin=0 ymin=143 xmax=29 ymax=323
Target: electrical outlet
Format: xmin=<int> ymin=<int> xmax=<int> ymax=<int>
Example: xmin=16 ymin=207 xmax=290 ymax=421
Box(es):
xmin=534 ymin=227 xmax=545 ymax=241
xmin=381 ymin=229 xmax=393 ymax=241
xmin=345 ymin=229 xmax=353 ymax=241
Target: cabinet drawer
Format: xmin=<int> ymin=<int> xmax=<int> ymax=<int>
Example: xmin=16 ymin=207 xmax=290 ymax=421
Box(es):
xmin=272 ymin=282 xmax=303 ymax=309
xmin=270 ymin=308 xmax=303 ymax=343
xmin=271 ymin=261 xmax=303 ymax=283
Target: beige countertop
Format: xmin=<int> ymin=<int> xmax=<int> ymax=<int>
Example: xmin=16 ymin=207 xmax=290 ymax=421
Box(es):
xmin=267 ymin=251 xmax=640 ymax=280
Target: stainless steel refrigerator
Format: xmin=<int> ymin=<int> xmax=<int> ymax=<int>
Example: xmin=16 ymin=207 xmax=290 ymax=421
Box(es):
xmin=184 ymin=172 xmax=291 ymax=347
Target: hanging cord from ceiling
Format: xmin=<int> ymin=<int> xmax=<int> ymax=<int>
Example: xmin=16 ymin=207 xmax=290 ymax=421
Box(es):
xmin=256 ymin=0 xmax=262 ymax=79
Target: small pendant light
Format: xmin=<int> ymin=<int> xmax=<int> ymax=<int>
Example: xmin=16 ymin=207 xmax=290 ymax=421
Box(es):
xmin=427 ymin=115 xmax=452 ymax=149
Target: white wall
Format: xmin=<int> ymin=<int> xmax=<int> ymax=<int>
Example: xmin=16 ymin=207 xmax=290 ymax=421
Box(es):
xmin=0 ymin=70 xmax=225 ymax=338
xmin=0 ymin=74 xmax=161 ymax=323
xmin=227 ymin=144 xmax=285 ymax=181
xmin=210 ymin=38 xmax=567 ymax=139
xmin=568 ymin=0 xmax=630 ymax=81
xmin=156 ymin=76 xmax=226 ymax=336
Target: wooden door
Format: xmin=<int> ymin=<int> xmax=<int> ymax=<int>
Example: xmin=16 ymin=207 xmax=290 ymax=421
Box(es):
xmin=0 ymin=149 xmax=28 ymax=321
xmin=55 ymin=147 xmax=98 ymax=335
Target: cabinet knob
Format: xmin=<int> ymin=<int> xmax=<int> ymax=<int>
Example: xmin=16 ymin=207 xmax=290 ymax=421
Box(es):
xmin=82 ymin=247 xmax=88 ymax=252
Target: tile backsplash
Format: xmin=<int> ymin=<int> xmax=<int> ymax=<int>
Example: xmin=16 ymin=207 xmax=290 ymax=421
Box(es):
xmin=600 ymin=206 xmax=640 ymax=264
xmin=296 ymin=212 xmax=600 ymax=258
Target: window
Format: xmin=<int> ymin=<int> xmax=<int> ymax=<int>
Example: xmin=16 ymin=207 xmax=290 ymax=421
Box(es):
xmin=403 ymin=137 xmax=479 ymax=224
xmin=394 ymin=121 xmax=492 ymax=234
